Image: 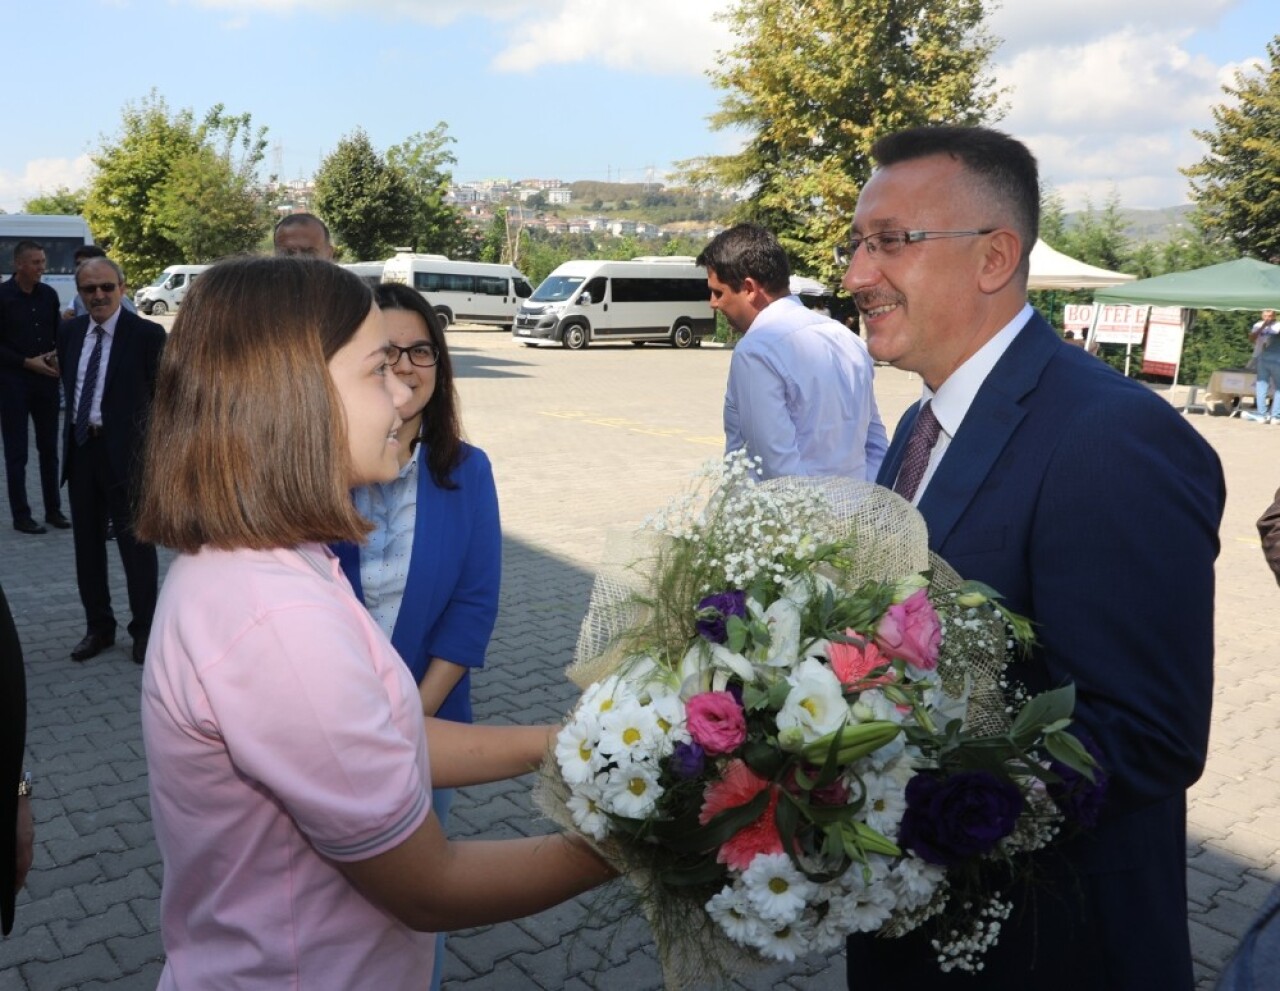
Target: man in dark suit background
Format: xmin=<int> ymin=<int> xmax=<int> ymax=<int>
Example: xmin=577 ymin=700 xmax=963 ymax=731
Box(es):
xmin=840 ymin=126 xmax=1224 ymax=989
xmin=1 ymin=581 xmax=33 ymax=936
xmin=56 ymin=257 xmax=165 ymax=665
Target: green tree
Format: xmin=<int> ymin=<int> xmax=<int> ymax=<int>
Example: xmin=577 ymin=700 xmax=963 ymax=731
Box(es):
xmin=83 ymin=93 xmax=271 ymax=285
xmin=386 ymin=124 xmax=469 ymax=256
xmin=1064 ymin=191 xmax=1130 ymax=272
xmin=1184 ymin=36 xmax=1280 ymax=263
xmin=314 ymin=130 xmax=414 ymax=261
xmin=23 ymin=186 xmax=87 ymax=216
xmin=688 ymin=0 xmax=1001 ymax=282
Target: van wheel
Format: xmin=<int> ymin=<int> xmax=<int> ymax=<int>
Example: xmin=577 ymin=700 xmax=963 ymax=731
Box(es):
xmin=562 ymin=323 xmax=589 ymax=350
xmin=631 ymin=341 xmax=646 ymax=347
xmin=670 ymin=322 xmax=694 ymax=349
xmin=434 ymin=307 xmax=453 ymax=329
xmin=150 ymin=300 xmax=168 ymax=316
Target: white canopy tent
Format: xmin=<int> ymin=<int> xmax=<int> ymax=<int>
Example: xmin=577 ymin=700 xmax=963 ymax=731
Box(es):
xmin=789 ymin=274 xmax=831 ymax=297
xmin=1027 ymin=240 xmax=1135 ymax=290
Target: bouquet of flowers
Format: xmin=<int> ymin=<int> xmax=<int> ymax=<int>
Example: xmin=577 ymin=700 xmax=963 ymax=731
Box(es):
xmin=537 ymin=453 xmax=1104 ymax=985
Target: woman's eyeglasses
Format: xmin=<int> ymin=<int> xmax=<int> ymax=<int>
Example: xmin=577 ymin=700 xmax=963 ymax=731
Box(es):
xmin=387 ymin=344 xmax=439 ymax=368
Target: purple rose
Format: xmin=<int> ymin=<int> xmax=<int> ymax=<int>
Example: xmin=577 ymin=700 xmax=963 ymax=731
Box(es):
xmin=897 ymin=770 xmax=1024 ymax=867
xmin=695 ymin=590 xmax=747 ymax=644
xmin=669 ymin=741 xmax=706 ymax=779
xmin=1048 ymin=738 xmax=1108 ymax=829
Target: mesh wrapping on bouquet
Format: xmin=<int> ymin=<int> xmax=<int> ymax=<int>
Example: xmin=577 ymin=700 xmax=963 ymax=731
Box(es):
xmin=535 ymin=478 xmax=1013 ymax=987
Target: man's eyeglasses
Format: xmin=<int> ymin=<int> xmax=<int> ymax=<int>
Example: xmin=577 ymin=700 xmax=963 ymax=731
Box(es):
xmin=78 ymin=282 xmax=119 ymax=294
xmin=387 ymin=344 xmax=439 ymax=368
xmin=833 ymin=229 xmax=995 ymax=265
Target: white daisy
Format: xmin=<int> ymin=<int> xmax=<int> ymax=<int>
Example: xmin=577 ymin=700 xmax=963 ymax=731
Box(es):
xmin=886 ymin=856 xmax=946 ymax=912
xmin=860 ymin=763 xmax=911 ymax=837
xmin=600 ymin=761 xmax=663 ymax=819
xmin=566 ymin=789 xmax=610 ymax=841
xmin=706 ymin=886 xmax=766 ymax=946
xmin=597 ymin=700 xmax=660 ymax=759
xmin=741 ymin=852 xmax=815 ymax=926
xmin=747 ymin=918 xmax=811 ymax=961
xmin=554 ymin=716 xmax=603 ymax=785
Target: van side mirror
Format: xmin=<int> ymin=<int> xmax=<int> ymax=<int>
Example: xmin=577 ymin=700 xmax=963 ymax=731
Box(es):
xmin=577 ymin=292 xmax=593 ymax=305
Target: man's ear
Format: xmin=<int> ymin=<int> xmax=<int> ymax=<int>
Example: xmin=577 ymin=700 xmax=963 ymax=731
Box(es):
xmin=977 ymin=229 xmax=1024 ymax=294
xmin=741 ymin=276 xmax=769 ymax=309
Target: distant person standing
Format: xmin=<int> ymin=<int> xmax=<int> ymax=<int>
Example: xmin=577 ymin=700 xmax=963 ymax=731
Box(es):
xmin=1247 ymin=309 xmax=1279 ymax=423
xmin=56 ymin=257 xmax=166 ymax=664
xmin=273 ymin=213 xmax=335 ymax=259
xmin=697 ymin=223 xmax=887 ymax=480
xmin=61 ymin=245 xmax=137 ymax=320
xmin=0 ymin=240 xmax=68 ymax=534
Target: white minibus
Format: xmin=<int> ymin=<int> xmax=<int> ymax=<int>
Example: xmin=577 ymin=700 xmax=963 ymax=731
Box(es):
xmin=513 ymin=258 xmax=713 ymax=349
xmin=380 ymin=252 xmax=534 ymax=330
xmin=340 ymin=262 xmax=384 ymax=288
xmin=134 ymin=265 xmax=210 ymax=315
xmin=0 ymin=214 xmax=93 ymax=309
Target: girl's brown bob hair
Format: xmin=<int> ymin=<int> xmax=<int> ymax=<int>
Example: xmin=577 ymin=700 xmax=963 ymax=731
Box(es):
xmin=135 ymin=256 xmax=376 ymax=553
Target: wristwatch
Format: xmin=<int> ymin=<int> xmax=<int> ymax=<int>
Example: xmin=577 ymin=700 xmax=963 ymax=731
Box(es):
xmin=17 ymin=771 xmax=31 ymax=798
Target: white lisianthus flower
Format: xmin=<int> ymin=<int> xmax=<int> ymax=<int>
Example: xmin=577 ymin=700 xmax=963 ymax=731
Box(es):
xmin=776 ymin=657 xmax=848 ymax=743
xmin=708 ymin=642 xmax=756 ymax=683
xmin=597 ymin=700 xmax=661 ymax=759
xmin=555 ymin=715 xmax=603 ymax=785
xmin=755 ymin=597 xmax=802 ymax=667
xmin=678 ymin=643 xmax=713 ymax=694
xmin=706 ymin=886 xmax=766 ymax=945
xmin=741 ymin=852 xmax=815 ymax=926
xmin=566 ymin=789 xmax=610 ymax=840
xmin=601 ymin=761 xmax=663 ymax=819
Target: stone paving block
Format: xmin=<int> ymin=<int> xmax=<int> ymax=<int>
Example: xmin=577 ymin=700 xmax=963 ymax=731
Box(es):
xmin=1187 ymin=864 xmax=1240 ymax=908
xmin=68 ymin=801 xmax=146 ymax=837
xmin=6 ymin=888 xmax=86 ymax=931
xmin=44 ymin=827 xmax=128 ymax=868
xmin=0 ymin=924 xmax=60 ymax=971
xmin=78 ymin=960 xmax=165 ymax=991
xmin=127 ymin=895 xmax=161 ymax=936
xmin=1218 ymin=871 xmax=1279 ymax=915
xmin=73 ymin=869 xmax=160 ymax=916
xmin=18 ymin=943 xmax=123 ymax=990
xmin=448 ymin=921 xmax=547 ymax=973
xmin=1190 ymin=916 xmax=1243 ymax=972
xmin=103 ymin=932 xmax=165 ymax=976
xmin=94 ymin=844 xmax=160 ymax=883
xmin=21 ymin=857 xmax=103 ymax=900
xmin=49 ymin=903 xmax=143 ymax=958
xmin=1223 ymin=824 xmax=1280 ymax=870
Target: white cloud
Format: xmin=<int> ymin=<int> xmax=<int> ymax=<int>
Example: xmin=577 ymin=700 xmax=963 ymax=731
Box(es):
xmin=192 ymin=0 xmax=545 ymax=26
xmin=988 ymin=0 xmax=1235 ymax=53
xmin=492 ymin=0 xmax=728 ymax=75
xmin=0 ymin=155 xmax=94 ymax=214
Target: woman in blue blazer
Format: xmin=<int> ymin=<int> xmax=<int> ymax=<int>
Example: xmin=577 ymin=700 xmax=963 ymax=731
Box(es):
xmin=335 ymin=282 xmax=501 ymax=989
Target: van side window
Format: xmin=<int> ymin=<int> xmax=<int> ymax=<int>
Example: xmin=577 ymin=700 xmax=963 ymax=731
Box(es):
xmin=582 ymin=277 xmax=607 ymax=303
xmin=476 ymin=276 xmax=507 ymax=296
xmin=514 ymin=279 xmax=533 ymax=298
xmin=167 ymin=274 xmax=185 ymax=289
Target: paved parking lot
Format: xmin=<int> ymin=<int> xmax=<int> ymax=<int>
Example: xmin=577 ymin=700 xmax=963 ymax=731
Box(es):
xmin=1 ymin=327 xmax=1277 ymax=989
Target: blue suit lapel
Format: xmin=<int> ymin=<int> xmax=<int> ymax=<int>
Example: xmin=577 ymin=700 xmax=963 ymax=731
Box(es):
xmin=915 ymin=313 xmax=1060 ymax=551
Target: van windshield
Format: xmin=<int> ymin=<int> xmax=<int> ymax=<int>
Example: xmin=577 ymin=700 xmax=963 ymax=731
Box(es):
xmin=531 ymin=276 xmax=585 ymax=303
xmin=146 ymin=273 xmax=169 ymax=288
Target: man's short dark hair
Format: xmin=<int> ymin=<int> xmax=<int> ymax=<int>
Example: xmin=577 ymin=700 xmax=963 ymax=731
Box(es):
xmin=273 ymin=213 xmax=331 ymax=243
xmin=695 ymin=223 xmax=791 ymax=295
xmin=73 ymin=244 xmax=108 ymax=264
xmin=13 ymin=241 xmax=44 ymax=263
xmin=870 ymin=126 xmax=1040 ymax=268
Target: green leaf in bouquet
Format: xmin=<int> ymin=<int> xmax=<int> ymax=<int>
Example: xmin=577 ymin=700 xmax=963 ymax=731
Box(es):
xmin=742 ymin=682 xmax=771 ymax=713
xmin=653 ymin=787 xmax=773 ymax=855
xmin=655 ymin=858 xmax=729 ymax=887
xmin=742 ymin=739 xmax=786 ymax=779
xmin=775 ymin=791 xmax=803 ymax=852
xmin=725 ymin=614 xmax=749 ymax=654
xmin=766 ymin=678 xmax=793 ymax=710
xmin=1009 ymin=684 xmax=1076 ymax=744
xmin=1042 ymin=728 xmax=1099 ymax=781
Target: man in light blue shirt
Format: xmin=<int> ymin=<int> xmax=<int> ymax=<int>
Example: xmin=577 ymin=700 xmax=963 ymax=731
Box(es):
xmin=698 ymin=224 xmax=887 ymax=481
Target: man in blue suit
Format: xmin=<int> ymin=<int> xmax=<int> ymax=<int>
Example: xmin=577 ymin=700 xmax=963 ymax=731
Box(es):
xmin=841 ymin=126 xmax=1224 ymax=989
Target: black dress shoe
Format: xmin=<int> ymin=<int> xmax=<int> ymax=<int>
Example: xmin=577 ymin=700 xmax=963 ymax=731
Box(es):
xmin=132 ymin=637 xmax=148 ymax=665
xmin=70 ymin=631 xmax=115 ymax=662
xmin=46 ymin=512 xmax=71 ymax=529
xmin=14 ymin=518 xmax=47 ymax=535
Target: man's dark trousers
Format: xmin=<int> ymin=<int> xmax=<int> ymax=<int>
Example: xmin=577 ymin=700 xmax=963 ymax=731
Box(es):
xmin=0 ymin=369 xmax=61 ymax=525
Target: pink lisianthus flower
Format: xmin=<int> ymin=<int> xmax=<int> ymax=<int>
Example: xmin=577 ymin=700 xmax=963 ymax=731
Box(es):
xmin=827 ymin=634 xmax=895 ymax=690
xmin=875 ymin=589 xmax=941 ymax=671
xmin=686 ymin=690 xmax=747 ymax=755
xmin=699 ymin=760 xmax=783 ymax=869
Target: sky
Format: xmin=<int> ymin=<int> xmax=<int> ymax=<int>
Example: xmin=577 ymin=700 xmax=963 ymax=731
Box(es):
xmin=2 ymin=0 xmax=1276 ymax=216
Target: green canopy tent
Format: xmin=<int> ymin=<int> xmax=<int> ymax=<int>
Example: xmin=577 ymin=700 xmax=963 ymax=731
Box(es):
xmin=1093 ymin=257 xmax=1280 ymax=309
xmin=1093 ymin=257 xmax=1280 ymax=407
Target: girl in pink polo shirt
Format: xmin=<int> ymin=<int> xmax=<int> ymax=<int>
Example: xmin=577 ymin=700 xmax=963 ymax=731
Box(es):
xmin=135 ymin=257 xmax=611 ymax=989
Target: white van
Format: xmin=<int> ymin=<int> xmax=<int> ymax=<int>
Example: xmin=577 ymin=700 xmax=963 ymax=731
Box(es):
xmin=513 ymin=258 xmax=713 ymax=349
xmin=135 ymin=264 xmax=210 ymax=315
xmin=380 ymin=252 xmax=534 ymax=330
xmin=0 ymin=214 xmax=93 ymax=309
xmin=340 ymin=262 xmax=384 ymax=288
